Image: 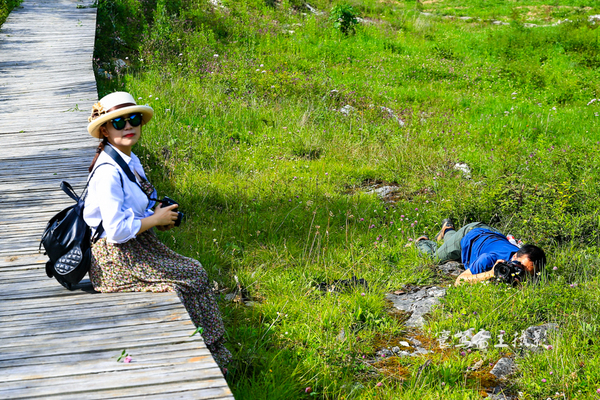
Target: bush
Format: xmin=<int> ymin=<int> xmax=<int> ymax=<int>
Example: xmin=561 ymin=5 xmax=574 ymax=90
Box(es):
xmin=329 ymin=4 xmax=359 ymax=35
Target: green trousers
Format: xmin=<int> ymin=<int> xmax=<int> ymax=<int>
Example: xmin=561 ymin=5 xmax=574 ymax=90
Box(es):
xmin=416 ymin=222 xmax=497 ymax=263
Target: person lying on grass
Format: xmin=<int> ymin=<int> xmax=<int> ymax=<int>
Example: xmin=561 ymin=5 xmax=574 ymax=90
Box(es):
xmin=415 ymin=219 xmax=546 ymax=286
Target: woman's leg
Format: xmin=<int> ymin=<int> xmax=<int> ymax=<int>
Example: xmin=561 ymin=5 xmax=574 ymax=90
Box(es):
xmin=91 ymin=232 xmax=232 ymax=368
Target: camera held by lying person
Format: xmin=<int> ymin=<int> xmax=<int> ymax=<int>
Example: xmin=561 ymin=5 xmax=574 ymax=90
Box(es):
xmin=415 ymin=219 xmax=547 ymax=286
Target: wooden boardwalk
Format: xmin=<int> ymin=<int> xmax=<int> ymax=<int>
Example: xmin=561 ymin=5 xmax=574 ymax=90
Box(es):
xmin=0 ymin=1 xmax=233 ymax=398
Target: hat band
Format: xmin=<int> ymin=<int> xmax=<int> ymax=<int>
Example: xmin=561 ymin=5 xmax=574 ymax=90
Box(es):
xmin=106 ymin=102 xmax=136 ymax=114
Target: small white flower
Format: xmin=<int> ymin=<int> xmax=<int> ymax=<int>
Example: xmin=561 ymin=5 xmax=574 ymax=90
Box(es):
xmin=260 ymin=64 xmax=264 ymax=67
xmin=149 ymin=95 xmax=153 ymax=98
xmin=214 ymin=54 xmax=219 ymax=58
xmin=179 ymin=53 xmax=183 ymax=56
xmin=138 ymin=97 xmax=142 ymax=100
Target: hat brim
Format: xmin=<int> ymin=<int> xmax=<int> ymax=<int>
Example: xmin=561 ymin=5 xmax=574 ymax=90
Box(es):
xmin=87 ymin=105 xmax=154 ymax=138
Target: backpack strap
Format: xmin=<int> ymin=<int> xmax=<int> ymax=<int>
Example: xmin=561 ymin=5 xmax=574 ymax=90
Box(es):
xmin=103 ymin=145 xmax=158 ymax=202
xmin=85 ymin=162 xmax=118 ymax=243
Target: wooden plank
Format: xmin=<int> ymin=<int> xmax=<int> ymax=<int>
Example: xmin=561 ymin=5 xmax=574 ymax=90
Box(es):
xmin=0 ymin=0 xmax=232 ymax=398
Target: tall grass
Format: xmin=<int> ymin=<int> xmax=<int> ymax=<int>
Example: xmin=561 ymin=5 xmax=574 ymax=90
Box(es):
xmin=93 ymin=0 xmax=600 ymax=398
xmin=0 ymin=0 xmax=21 ymax=27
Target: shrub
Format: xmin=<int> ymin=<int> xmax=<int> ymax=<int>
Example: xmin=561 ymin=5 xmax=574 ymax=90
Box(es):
xmin=329 ymin=4 xmax=359 ymax=35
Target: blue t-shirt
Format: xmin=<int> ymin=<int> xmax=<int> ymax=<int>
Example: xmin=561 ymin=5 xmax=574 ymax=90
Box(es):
xmin=460 ymin=228 xmax=519 ymax=274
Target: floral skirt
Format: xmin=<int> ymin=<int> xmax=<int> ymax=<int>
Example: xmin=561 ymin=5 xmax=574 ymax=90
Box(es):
xmin=90 ymin=231 xmax=231 ymax=368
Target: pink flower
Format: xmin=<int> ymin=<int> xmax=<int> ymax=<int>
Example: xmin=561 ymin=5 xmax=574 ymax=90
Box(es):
xmin=376 ymin=382 xmax=383 ymax=387
xmin=305 ymin=387 xmax=312 ymax=394
xmin=361 ymin=293 xmax=366 ymax=296
xmin=541 ymin=378 xmax=546 ymax=383
xmin=123 ymin=356 xmax=132 ymax=363
xmin=597 ymin=388 xmax=600 ymax=394
xmin=546 ymin=345 xmax=553 ymax=350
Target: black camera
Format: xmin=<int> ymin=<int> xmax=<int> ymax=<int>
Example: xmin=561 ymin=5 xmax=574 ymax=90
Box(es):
xmin=160 ymin=196 xmax=183 ymax=227
xmin=494 ymin=261 xmax=526 ymax=285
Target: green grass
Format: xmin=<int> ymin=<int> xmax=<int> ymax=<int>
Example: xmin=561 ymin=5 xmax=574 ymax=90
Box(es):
xmin=0 ymin=0 xmax=21 ymax=27
xmin=93 ymin=0 xmax=600 ymax=398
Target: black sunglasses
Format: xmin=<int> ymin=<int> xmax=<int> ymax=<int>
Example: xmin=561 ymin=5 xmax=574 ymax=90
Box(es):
xmin=111 ymin=113 xmax=143 ymax=130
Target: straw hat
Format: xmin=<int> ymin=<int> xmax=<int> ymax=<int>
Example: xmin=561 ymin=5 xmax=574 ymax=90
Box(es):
xmin=87 ymin=92 xmax=154 ymax=138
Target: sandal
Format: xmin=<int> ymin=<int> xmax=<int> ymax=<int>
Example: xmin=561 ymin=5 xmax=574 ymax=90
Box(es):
xmin=435 ymin=218 xmax=455 ymax=241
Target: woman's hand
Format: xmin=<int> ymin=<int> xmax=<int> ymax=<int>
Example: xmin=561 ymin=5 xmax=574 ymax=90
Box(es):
xmin=153 ymin=203 xmax=179 ymax=228
xmin=138 ymin=203 xmax=179 ymax=235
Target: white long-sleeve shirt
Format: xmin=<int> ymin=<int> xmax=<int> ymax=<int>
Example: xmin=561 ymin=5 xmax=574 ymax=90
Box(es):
xmin=83 ymin=144 xmax=157 ymax=243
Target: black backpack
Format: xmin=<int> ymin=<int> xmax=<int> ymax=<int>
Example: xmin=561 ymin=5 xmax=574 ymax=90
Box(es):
xmin=40 ymin=165 xmax=109 ymax=290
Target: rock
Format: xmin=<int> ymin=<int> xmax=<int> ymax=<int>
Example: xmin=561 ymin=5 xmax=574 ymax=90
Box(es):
xmin=399 ymin=341 xmax=411 ymax=347
xmin=340 ymin=104 xmax=356 ymax=116
xmin=410 ymin=338 xmax=422 ymax=346
xmin=365 ymin=185 xmax=397 ymax=199
xmin=459 ymin=16 xmax=472 ymax=20
xmin=224 ymin=293 xmax=236 ymax=301
xmin=470 ymin=360 xmax=483 ymax=371
xmin=521 ymin=323 xmax=559 ymax=350
xmin=336 ymin=328 xmax=346 ymax=342
xmin=115 ymin=58 xmax=127 ymax=70
xmin=386 ymin=286 xmax=446 ymax=328
xmin=590 ymin=15 xmax=600 ymax=23
xmin=453 ymin=162 xmax=472 ymax=179
xmin=413 ymin=347 xmax=431 ymax=355
xmin=438 ymin=261 xmax=464 ymax=276
xmin=490 ymin=357 xmax=515 ymax=379
xmin=488 ymin=389 xmax=516 ymax=400
xmin=377 ymin=348 xmax=394 ymax=358
xmin=470 ymin=330 xmax=492 ymax=350
xmin=305 ymin=3 xmax=323 ymax=15
xmin=391 ymin=346 xmax=400 ymax=353
xmin=380 ymin=106 xmax=405 ymax=127
xmin=398 ymin=351 xmax=411 ymax=357
xmin=492 ymin=20 xmax=510 ymax=26
xmin=209 ymin=0 xmax=225 ymax=8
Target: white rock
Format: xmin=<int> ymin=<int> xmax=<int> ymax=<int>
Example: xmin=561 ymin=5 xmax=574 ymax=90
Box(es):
xmin=454 ymin=162 xmax=472 ymax=179
xmin=340 ymin=104 xmax=356 ymax=116
xmin=114 ymin=59 xmax=127 ymax=70
xmin=380 ymin=106 xmax=405 ymax=127
xmin=305 ymin=3 xmax=323 ymax=15
xmin=470 ymin=329 xmax=492 ymax=349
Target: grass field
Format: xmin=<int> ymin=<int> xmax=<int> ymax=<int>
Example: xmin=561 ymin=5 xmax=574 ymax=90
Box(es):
xmin=0 ymin=0 xmax=20 ymax=26
xmin=91 ymin=1 xmax=600 ymax=398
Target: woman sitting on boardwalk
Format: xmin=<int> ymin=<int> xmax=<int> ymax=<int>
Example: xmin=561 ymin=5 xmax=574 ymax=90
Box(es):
xmin=83 ymin=92 xmax=231 ymax=369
